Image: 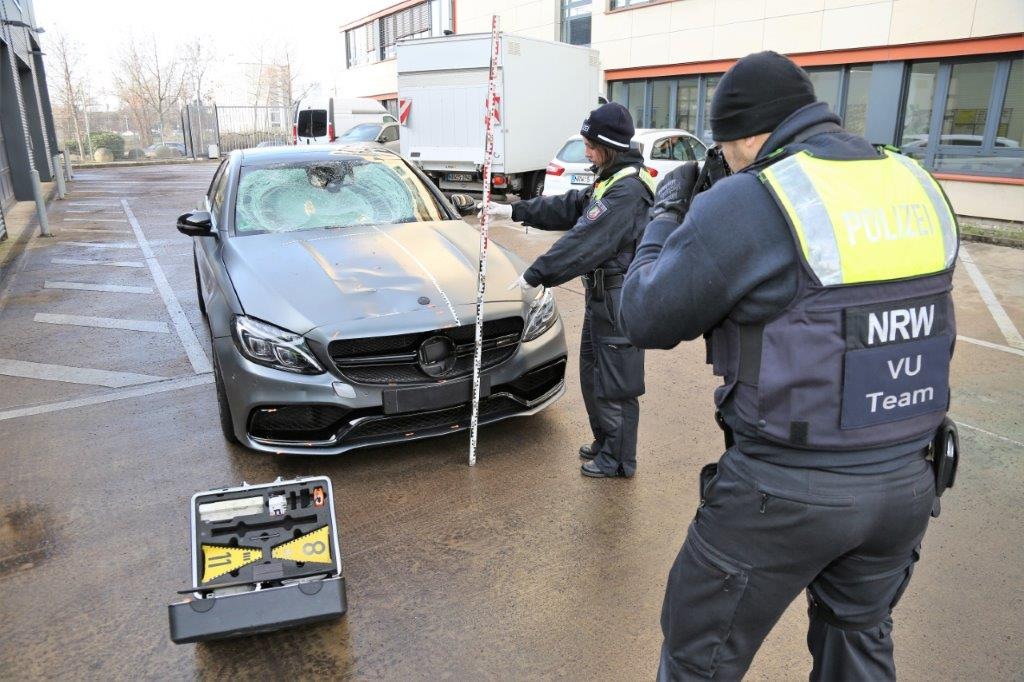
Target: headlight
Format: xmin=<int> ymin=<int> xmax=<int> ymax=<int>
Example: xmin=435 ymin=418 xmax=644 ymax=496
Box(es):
xmin=522 ymin=288 xmax=558 ymax=342
xmin=232 ymin=316 xmax=324 ymax=374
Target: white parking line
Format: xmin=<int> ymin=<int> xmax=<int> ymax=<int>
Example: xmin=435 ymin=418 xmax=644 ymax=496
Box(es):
xmin=51 ymin=258 xmax=145 ymax=268
xmin=62 ymin=228 xmax=132 ymax=235
xmin=68 ymin=202 xmax=121 ymax=206
xmin=959 ymin=245 xmax=1024 ymax=350
xmin=0 ymin=374 xmax=214 ymax=421
xmin=121 ymin=199 xmax=212 ymax=374
xmin=65 ymin=218 xmax=129 ymax=223
xmin=64 ymin=241 xmax=140 ymax=250
xmin=0 ymin=357 xmax=164 ymax=388
xmin=66 ymin=209 xmax=123 ymax=213
xmin=44 ymin=281 xmax=154 ymax=294
xmin=34 ymin=313 xmax=170 ymax=334
xmin=957 ymin=334 xmax=1024 ymax=358
xmin=957 ymin=421 xmax=1024 ymax=449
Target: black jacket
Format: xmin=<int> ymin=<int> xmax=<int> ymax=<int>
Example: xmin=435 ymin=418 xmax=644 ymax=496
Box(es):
xmin=621 ymin=102 xmax=924 ymax=470
xmin=511 ymin=148 xmax=654 ymax=288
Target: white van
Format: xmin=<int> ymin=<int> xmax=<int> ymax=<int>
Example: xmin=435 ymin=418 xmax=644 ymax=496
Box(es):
xmin=293 ymin=97 xmax=398 ymax=145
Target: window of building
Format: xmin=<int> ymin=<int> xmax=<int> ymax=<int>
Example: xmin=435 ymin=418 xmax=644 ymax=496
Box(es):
xmin=610 ymin=0 xmax=654 ymax=8
xmin=650 ymin=80 xmax=671 ymax=129
xmin=627 ymin=82 xmax=645 ymax=129
xmin=901 ymin=55 xmax=1022 ymax=178
xmin=561 ymin=0 xmax=592 ymax=46
xmin=844 ymin=65 xmax=873 ymax=136
xmin=674 ymin=77 xmax=699 ymax=133
xmin=345 ymin=1 xmax=451 ymax=68
xmin=807 ymin=68 xmax=842 ymax=115
xmin=701 ymin=76 xmax=719 ymax=143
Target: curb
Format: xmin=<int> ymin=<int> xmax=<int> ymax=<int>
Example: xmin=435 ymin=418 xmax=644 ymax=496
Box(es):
xmin=960 ymin=231 xmax=1024 ymax=249
xmin=0 ymin=184 xmax=59 ymax=287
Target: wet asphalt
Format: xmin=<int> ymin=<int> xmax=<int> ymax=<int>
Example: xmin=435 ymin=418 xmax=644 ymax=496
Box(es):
xmin=0 ymin=163 xmax=1021 ymax=679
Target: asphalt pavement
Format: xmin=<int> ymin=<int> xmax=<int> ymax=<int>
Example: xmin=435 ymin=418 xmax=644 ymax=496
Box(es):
xmin=0 ymin=163 xmax=1021 ymax=679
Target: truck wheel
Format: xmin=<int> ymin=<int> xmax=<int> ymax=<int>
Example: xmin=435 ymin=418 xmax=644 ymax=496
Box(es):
xmin=213 ymin=350 xmax=240 ymax=445
xmin=522 ymin=171 xmax=546 ymax=199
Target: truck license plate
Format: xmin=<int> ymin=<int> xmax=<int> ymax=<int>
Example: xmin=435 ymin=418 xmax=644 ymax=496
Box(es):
xmin=446 ymin=172 xmax=474 ymax=182
xmin=570 ymin=173 xmax=594 ymax=185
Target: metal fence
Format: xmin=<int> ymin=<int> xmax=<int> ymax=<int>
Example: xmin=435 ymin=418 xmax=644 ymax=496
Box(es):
xmin=206 ymin=104 xmax=293 ymax=153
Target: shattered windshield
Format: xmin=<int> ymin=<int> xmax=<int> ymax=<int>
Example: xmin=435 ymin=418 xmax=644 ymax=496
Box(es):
xmin=234 ymin=155 xmax=445 ymax=233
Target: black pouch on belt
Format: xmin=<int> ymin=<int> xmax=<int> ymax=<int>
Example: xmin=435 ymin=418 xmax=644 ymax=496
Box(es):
xmin=591 ymin=269 xmax=605 ymax=302
xmin=931 ymin=417 xmax=960 ymax=498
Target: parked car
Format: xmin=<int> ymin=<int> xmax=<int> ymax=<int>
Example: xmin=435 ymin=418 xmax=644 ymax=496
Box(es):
xmin=144 ymin=142 xmax=187 ymax=158
xmin=179 ymin=144 xmax=568 ymax=455
xmin=542 ymin=129 xmax=707 ymax=196
xmin=337 ymin=122 xmax=400 ymax=153
xmin=293 ymin=96 xmax=397 ymax=145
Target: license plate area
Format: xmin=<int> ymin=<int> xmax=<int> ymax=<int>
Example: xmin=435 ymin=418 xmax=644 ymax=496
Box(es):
xmin=570 ymin=173 xmax=594 ymax=185
xmin=383 ymin=375 xmax=491 ymax=414
xmin=446 ymin=172 xmax=475 ymax=182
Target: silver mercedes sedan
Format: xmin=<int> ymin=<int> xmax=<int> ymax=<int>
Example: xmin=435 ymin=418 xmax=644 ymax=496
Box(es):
xmin=178 ymin=144 xmax=567 ymax=455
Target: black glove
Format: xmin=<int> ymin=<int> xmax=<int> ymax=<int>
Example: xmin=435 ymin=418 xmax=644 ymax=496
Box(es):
xmin=648 ymin=161 xmax=699 ymax=224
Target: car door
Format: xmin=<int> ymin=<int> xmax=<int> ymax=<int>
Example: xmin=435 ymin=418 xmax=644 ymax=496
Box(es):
xmin=197 ymin=160 xmax=230 ymax=313
xmin=647 ymin=135 xmax=689 ymax=178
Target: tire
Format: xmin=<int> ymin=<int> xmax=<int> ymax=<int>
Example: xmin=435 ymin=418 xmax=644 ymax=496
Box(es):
xmin=212 ymin=350 xmax=240 ymax=445
xmin=193 ymin=251 xmax=207 ymax=316
xmin=520 ymin=171 xmax=546 ymax=200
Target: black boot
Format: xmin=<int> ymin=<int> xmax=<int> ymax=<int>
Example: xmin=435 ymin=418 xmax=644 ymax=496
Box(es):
xmin=579 ymin=440 xmax=599 ymax=460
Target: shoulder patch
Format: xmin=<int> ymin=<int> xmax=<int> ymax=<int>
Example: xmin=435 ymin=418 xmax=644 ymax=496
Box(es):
xmin=585 ymin=199 xmax=608 ymax=222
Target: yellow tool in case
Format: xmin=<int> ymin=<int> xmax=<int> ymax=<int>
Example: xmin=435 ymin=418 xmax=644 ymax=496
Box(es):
xmin=168 ymin=476 xmax=347 ymax=643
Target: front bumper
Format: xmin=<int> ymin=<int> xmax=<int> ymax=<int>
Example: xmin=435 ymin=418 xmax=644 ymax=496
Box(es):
xmin=215 ymin=316 xmax=567 ymax=455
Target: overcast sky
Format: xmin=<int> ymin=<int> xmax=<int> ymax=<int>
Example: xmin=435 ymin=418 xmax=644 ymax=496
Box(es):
xmin=34 ymin=0 xmax=346 ymax=106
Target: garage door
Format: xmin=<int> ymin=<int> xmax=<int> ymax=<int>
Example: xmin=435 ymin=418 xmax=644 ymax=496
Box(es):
xmin=0 ymin=118 xmax=13 ymax=213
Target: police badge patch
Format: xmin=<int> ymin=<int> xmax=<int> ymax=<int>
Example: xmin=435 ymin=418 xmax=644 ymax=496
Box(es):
xmin=586 ymin=200 xmax=608 ymax=222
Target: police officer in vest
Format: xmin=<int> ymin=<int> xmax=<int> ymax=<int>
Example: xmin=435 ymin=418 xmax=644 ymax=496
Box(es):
xmin=619 ymin=52 xmax=959 ymax=680
xmin=483 ymin=102 xmax=655 ymax=478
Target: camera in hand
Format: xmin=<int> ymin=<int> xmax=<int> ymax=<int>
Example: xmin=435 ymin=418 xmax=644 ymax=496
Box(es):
xmin=691 ymin=146 xmax=731 ymax=199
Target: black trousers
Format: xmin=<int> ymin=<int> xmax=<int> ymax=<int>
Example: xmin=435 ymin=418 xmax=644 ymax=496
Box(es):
xmin=658 ymin=447 xmax=935 ymax=681
xmin=579 ymin=287 xmax=641 ymax=476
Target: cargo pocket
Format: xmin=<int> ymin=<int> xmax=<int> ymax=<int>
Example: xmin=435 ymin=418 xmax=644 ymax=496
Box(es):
xmin=663 ymin=527 xmax=750 ymax=678
xmin=595 ymin=336 xmax=645 ymax=399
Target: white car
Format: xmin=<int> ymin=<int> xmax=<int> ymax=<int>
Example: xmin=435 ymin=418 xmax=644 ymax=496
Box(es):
xmin=542 ymin=129 xmax=707 ymax=196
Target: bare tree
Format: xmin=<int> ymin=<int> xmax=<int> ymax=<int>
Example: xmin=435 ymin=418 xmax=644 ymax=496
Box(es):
xmin=47 ymin=31 xmax=89 ymax=159
xmin=115 ymin=38 xmax=186 ymax=145
xmin=183 ymin=38 xmax=215 ymax=105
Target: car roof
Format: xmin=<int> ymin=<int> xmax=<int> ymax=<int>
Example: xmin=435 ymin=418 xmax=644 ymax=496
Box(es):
xmin=562 ymin=128 xmax=699 ymax=144
xmin=236 ymin=143 xmax=402 ymax=167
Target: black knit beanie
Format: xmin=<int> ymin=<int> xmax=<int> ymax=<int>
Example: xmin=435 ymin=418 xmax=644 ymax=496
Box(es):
xmin=581 ymin=102 xmax=634 ymax=150
xmin=710 ymin=51 xmax=816 ymax=142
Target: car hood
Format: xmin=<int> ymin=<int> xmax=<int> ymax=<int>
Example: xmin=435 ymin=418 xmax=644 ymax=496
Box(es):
xmin=222 ymin=220 xmax=531 ymax=335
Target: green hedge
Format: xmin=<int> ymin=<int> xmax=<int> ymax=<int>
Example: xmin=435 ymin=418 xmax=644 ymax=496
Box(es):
xmin=66 ymin=131 xmax=125 ymax=158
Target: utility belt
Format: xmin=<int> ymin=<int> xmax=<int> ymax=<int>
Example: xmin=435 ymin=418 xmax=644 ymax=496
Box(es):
xmin=581 ymin=268 xmax=626 ymax=303
xmin=712 ymin=410 xmax=960 ymax=503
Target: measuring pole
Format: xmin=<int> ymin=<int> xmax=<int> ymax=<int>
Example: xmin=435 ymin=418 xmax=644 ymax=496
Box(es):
xmin=469 ymin=16 xmax=501 ymax=467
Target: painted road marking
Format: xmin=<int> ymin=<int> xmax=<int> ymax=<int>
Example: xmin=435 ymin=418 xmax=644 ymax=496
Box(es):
xmin=66 ymin=209 xmax=123 ymax=213
xmin=62 ymin=228 xmax=131 ymax=235
xmin=51 ymin=258 xmax=145 ymax=268
xmin=0 ymin=374 xmax=214 ymax=421
xmin=121 ymin=199 xmax=212 ymax=374
xmin=65 ymin=218 xmax=128 ymax=223
xmin=956 ymin=421 xmax=1024 ymax=449
xmin=0 ymin=358 xmax=163 ymax=388
xmin=68 ymin=202 xmax=121 ymax=206
xmin=44 ymin=281 xmax=154 ymax=294
xmin=64 ymin=241 xmax=139 ymax=250
xmin=959 ymin=245 xmax=1024 ymax=350
xmin=34 ymin=313 xmax=169 ymax=334
xmin=957 ymin=335 xmax=1024 ymax=358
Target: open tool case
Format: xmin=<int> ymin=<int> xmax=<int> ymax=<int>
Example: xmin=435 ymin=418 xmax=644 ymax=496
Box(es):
xmin=168 ymin=476 xmax=347 ymax=643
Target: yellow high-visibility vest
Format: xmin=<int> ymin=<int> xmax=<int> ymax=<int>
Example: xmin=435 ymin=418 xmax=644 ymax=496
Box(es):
xmin=593 ymin=166 xmax=657 ymax=201
xmin=759 ymin=150 xmax=958 ymax=286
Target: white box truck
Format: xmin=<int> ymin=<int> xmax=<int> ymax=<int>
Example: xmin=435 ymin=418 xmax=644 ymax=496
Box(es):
xmin=397 ymin=33 xmax=601 ymax=199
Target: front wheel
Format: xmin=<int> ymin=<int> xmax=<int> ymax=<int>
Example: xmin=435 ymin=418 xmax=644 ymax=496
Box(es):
xmin=520 ymin=171 xmax=546 ymax=200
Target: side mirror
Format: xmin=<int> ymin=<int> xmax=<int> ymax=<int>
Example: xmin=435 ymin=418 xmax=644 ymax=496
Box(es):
xmin=449 ymin=193 xmax=477 ymax=217
xmin=177 ymin=211 xmax=213 ymax=236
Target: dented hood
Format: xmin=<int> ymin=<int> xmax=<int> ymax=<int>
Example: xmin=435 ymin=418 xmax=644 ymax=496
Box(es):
xmin=222 ymin=220 xmax=529 ymax=335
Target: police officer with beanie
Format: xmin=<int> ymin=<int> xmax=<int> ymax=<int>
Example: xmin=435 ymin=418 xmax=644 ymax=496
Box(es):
xmin=483 ymin=102 xmax=655 ymax=478
xmin=620 ymin=52 xmax=959 ymax=679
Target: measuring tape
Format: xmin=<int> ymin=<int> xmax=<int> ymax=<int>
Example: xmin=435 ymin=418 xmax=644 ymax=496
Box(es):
xmin=469 ymin=15 xmax=501 ymax=467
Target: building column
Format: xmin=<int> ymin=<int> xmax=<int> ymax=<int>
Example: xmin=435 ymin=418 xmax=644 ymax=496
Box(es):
xmin=0 ymin=44 xmax=35 ymax=201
